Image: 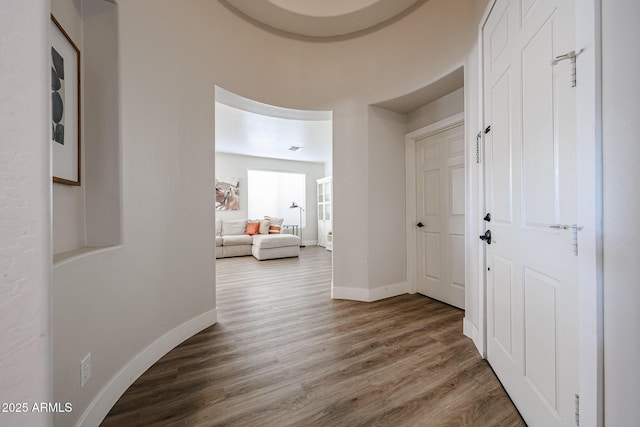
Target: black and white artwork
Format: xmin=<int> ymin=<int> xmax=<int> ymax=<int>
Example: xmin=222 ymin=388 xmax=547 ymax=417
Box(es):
xmin=51 ymin=16 xmax=80 ymax=185
xmin=51 ymin=47 xmax=65 ymax=145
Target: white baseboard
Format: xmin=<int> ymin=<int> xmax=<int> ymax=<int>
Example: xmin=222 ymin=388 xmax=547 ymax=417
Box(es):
xmin=302 ymin=239 xmax=318 ymax=246
xmin=369 ymin=282 xmax=409 ymax=301
xmin=463 ymin=317 xmax=483 ymax=356
xmin=332 ymin=286 xmax=370 ymax=302
xmin=332 ymin=282 xmax=408 ymax=302
xmin=77 ymin=308 xmax=218 ymax=427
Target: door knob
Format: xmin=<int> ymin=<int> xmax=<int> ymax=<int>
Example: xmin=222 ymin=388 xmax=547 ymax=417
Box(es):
xmin=417 ymin=222 xmax=424 ymax=228
xmin=479 ymin=230 xmax=492 ymax=244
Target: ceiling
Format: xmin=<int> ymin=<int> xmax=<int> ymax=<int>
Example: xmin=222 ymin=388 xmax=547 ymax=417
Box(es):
xmin=215 ymin=64 xmax=463 ymax=164
xmin=374 ymin=67 xmax=464 ymax=114
xmin=221 ymin=0 xmax=426 ymax=38
xmin=215 ymin=88 xmax=333 ymax=164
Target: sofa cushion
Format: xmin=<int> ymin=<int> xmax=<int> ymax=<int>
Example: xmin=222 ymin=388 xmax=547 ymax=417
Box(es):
xmin=222 ymin=219 xmax=247 ymax=236
xmin=223 ymin=235 xmax=253 ymax=246
xmin=252 ymin=234 xmax=300 ymax=249
xmin=252 ymin=244 xmax=299 ymax=261
xmin=215 ymin=236 xmax=223 ymax=247
xmin=215 ymin=220 xmax=222 ymax=236
xmin=223 ymin=245 xmax=252 ymax=257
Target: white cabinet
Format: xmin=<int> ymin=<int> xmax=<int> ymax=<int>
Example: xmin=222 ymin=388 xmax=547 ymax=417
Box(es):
xmin=316 ymin=177 xmax=332 ymax=250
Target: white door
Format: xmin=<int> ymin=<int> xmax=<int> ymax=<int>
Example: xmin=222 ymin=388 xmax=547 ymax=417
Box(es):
xmin=416 ymin=123 xmax=465 ymax=309
xmin=483 ymin=0 xmax=578 ymax=425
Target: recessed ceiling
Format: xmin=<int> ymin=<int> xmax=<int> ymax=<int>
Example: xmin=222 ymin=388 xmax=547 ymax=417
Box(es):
xmin=221 ymin=0 xmax=426 ymax=38
xmin=215 ymin=88 xmax=332 ymax=164
xmin=374 ymin=67 xmax=464 ymax=114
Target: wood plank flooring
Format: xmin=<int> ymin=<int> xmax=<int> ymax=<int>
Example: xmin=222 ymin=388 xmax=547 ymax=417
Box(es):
xmin=102 ymin=247 xmax=525 ymax=427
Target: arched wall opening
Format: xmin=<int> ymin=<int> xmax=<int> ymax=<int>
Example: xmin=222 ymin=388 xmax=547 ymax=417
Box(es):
xmin=213 ymin=86 xmax=334 ymax=288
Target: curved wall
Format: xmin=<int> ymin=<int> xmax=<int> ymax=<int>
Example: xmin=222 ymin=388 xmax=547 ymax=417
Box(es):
xmin=53 ymin=0 xmax=489 ymax=425
xmin=0 ymin=1 xmax=52 ymax=427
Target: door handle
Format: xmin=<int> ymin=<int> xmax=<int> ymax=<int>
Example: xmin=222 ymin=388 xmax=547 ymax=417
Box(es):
xmin=417 ymin=222 xmax=424 ymax=228
xmin=479 ymin=230 xmax=492 ymax=244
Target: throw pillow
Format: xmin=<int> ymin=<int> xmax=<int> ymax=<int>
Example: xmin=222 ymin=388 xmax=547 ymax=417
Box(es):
xmin=245 ymin=221 xmax=260 ymax=236
xmin=265 ymin=216 xmax=284 ymax=234
xmin=259 ymin=219 xmax=270 ymax=235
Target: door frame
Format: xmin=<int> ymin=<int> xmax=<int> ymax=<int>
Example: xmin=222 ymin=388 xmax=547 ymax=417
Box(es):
xmin=405 ymin=112 xmax=465 ymax=295
xmin=477 ymin=1 xmax=604 ymax=425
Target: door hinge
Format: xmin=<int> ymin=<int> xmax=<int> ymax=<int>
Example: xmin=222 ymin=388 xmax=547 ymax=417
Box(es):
xmin=551 ymin=49 xmax=584 ymax=87
xmin=548 ymin=224 xmax=583 ymax=256
xmin=575 ymin=393 xmax=580 ymax=426
xmin=476 ymin=131 xmax=482 ymax=164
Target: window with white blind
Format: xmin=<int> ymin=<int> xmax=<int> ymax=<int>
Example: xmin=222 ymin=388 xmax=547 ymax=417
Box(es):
xmin=247 ymin=170 xmax=306 ymax=226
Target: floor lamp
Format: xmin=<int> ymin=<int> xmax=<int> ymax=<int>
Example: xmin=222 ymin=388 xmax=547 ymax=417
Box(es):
xmin=289 ymin=202 xmax=305 ymax=248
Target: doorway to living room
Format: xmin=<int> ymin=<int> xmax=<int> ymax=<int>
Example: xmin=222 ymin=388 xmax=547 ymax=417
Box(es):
xmin=213 ymin=86 xmax=333 ymax=289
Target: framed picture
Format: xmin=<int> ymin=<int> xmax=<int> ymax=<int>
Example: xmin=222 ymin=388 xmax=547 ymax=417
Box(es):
xmin=215 ymin=177 xmax=240 ymax=210
xmin=50 ymin=15 xmax=81 ymax=186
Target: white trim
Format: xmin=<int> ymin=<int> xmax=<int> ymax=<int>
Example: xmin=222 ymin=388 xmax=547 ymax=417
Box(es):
xmin=405 ymin=113 xmax=465 ymax=141
xmin=475 ymin=0 xmax=497 ymax=359
xmin=331 ymin=282 xmax=408 ymax=302
xmin=575 ymin=1 xmax=604 ymax=425
xmin=331 ymin=286 xmax=370 ymax=302
xmin=463 ymin=318 xmax=480 ymax=344
xmin=459 ymin=28 xmax=486 ymax=357
xmin=480 ymin=0 xmax=497 ymax=27
xmin=369 ymin=282 xmax=409 ymax=302
xmin=76 ymin=308 xmax=218 ymax=427
xmin=404 ymin=114 xmax=465 ymax=303
xmin=405 ymin=137 xmax=417 ymax=294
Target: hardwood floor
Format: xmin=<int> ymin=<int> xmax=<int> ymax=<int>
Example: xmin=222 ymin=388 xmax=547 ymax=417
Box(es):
xmin=102 ymin=246 xmax=525 ymax=427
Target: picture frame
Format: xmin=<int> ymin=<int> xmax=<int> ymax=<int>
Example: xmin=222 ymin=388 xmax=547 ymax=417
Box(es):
xmin=215 ymin=177 xmax=240 ymax=210
xmin=50 ymin=15 xmax=81 ymax=186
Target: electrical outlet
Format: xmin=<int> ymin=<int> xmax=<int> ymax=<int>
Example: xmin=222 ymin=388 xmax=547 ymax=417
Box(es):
xmin=80 ymin=353 xmax=92 ymax=388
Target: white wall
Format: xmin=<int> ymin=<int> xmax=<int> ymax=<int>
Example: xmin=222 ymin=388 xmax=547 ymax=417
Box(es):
xmin=367 ymin=107 xmax=408 ymax=290
xmin=0 ymin=1 xmax=53 ymax=426
xmin=407 ymin=87 xmax=465 ymax=133
xmin=215 ymin=153 xmax=324 ymax=245
xmin=463 ymin=38 xmax=483 ymax=352
xmin=52 ymin=1 xmax=216 ymax=426
xmin=602 ymin=0 xmax=640 ymax=425
xmin=51 ymin=0 xmax=489 ymax=423
xmin=83 ymin=0 xmax=122 ymax=248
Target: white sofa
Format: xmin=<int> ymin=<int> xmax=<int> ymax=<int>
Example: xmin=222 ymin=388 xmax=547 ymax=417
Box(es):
xmin=215 ymin=219 xmax=300 ymax=260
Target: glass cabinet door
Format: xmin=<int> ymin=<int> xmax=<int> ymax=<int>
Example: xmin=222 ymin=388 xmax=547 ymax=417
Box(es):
xmin=317 ymin=177 xmax=332 ymax=247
